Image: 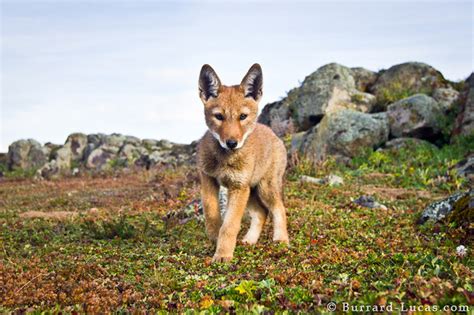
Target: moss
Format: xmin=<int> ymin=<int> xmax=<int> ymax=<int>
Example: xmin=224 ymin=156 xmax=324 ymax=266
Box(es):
xmin=4 ymin=167 xmax=38 ymax=179
xmin=447 ymin=193 xmax=473 ymax=228
xmin=374 ymin=80 xmax=432 ymax=111
xmin=451 ymin=80 xmax=466 ymax=92
xmin=351 ymin=93 xmax=366 ymax=103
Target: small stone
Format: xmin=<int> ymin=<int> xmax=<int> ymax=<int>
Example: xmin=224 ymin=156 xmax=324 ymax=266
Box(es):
xmin=353 ymin=195 xmax=388 ymax=210
xmin=300 ymin=175 xmax=325 ymax=185
xmin=327 ymin=174 xmax=344 ymax=186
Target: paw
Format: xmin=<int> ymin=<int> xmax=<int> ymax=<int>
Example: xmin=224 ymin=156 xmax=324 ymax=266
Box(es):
xmin=212 ymin=254 xmax=233 ymax=263
xmin=242 ymin=235 xmax=258 ymax=245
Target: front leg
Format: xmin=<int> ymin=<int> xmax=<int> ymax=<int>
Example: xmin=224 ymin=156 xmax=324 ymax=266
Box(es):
xmin=200 ymin=172 xmax=221 ymax=242
xmin=213 ymin=186 xmax=250 ymax=263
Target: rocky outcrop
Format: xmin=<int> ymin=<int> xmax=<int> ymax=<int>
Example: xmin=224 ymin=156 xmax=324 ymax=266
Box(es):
xmin=387 ymin=94 xmax=443 ymax=140
xmin=258 ymin=63 xmax=377 ymax=134
xmin=299 ymin=110 xmax=389 ymax=162
xmin=4 ymin=133 xmax=196 ymax=179
xmin=3 ymin=62 xmax=471 ymax=172
xmin=258 ymin=61 xmax=471 ymax=164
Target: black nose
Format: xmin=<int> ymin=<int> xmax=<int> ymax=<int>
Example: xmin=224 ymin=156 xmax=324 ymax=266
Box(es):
xmin=226 ymin=139 xmax=238 ymax=149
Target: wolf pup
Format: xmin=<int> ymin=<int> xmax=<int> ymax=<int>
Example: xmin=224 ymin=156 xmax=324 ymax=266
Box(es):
xmin=197 ymin=63 xmax=289 ymax=263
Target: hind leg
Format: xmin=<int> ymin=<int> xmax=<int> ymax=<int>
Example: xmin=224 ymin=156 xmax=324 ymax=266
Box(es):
xmin=242 ymin=192 xmax=268 ymax=245
xmin=257 ymin=179 xmax=289 ymax=244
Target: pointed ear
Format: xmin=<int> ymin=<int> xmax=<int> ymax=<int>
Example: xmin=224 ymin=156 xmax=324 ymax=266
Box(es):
xmin=241 ymin=63 xmax=263 ymax=101
xmin=199 ymin=64 xmax=221 ymax=102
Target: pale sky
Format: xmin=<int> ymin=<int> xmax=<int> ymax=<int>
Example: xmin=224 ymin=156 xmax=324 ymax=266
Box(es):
xmin=1 ymin=0 xmax=473 ymax=152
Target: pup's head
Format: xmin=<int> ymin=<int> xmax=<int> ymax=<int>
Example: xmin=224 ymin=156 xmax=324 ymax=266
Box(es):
xmin=199 ymin=63 xmax=263 ymax=150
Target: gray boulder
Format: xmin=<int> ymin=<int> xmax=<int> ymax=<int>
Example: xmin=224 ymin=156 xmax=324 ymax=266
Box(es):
xmin=53 ymin=147 xmax=73 ymax=170
xmin=300 ymin=110 xmax=389 ymax=161
xmin=86 ymin=145 xmax=119 ymax=170
xmin=49 ymin=133 xmax=88 ymax=171
xmin=124 ymin=135 xmax=141 ymax=146
xmin=387 ymin=94 xmax=443 ymax=140
xmin=148 ymin=150 xmax=175 ymax=165
xmin=142 ymin=139 xmax=160 ymax=150
xmin=432 ymin=87 xmax=460 ymax=112
xmin=103 ymin=133 xmax=127 ymax=148
xmin=64 ymin=133 xmax=88 ymax=161
xmin=7 ymin=139 xmax=47 ymax=170
xmin=370 ymin=62 xmax=448 ymax=108
xmin=289 ymin=63 xmax=377 ymax=130
xmin=119 ymin=144 xmax=147 ymax=163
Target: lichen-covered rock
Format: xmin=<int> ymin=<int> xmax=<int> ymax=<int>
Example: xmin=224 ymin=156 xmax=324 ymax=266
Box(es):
xmin=387 ymin=94 xmax=443 ymax=140
xmin=142 ymin=139 xmax=160 ymax=149
xmin=432 ymin=87 xmax=460 ymax=112
xmin=370 ymin=62 xmax=448 ymax=105
xmin=53 ymin=147 xmax=73 ymax=170
xmin=64 ymin=133 xmax=88 ymax=161
xmin=48 ymin=133 xmax=88 ymax=171
xmin=86 ymin=145 xmax=119 ymax=170
xmin=453 ymin=73 xmax=474 ymax=136
xmin=124 ymin=136 xmax=141 ymax=146
xmin=7 ymin=139 xmax=47 ymax=170
xmin=418 ymin=190 xmax=472 ymax=224
xmin=103 ymin=133 xmax=127 ymax=148
xmin=118 ymin=144 xmax=148 ymax=163
xmin=259 ymin=63 xmax=378 ymax=134
xmin=300 ymin=110 xmax=389 ymax=161
xmin=289 ymin=63 xmax=373 ymax=130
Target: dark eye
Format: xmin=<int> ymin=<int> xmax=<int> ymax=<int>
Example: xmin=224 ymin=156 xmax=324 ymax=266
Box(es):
xmin=240 ymin=114 xmax=248 ymax=121
xmin=214 ymin=113 xmax=224 ymax=121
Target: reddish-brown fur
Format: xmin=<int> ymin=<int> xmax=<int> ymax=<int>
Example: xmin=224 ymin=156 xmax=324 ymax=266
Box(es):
xmin=197 ymin=64 xmax=289 ymax=262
